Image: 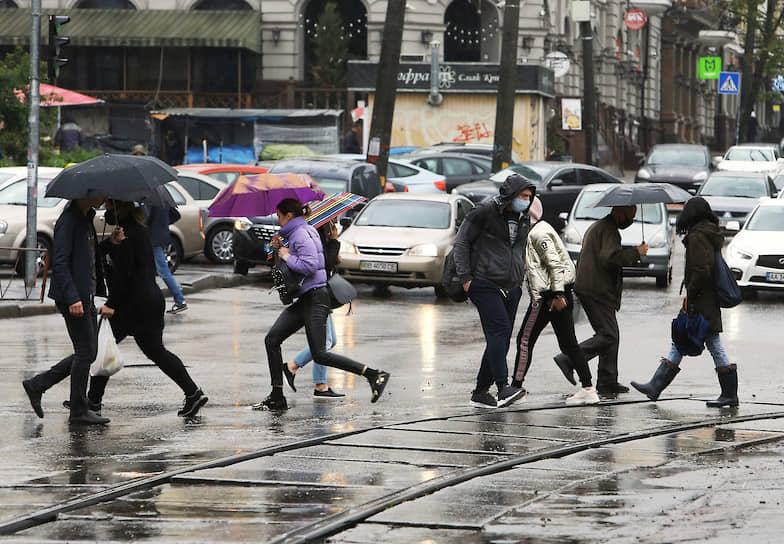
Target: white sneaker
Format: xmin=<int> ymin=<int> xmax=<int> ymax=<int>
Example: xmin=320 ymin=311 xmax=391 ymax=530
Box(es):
xmin=566 ymin=386 xmax=600 ymax=405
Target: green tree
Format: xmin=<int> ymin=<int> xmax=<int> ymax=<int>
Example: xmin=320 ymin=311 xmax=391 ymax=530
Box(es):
xmin=310 ymin=2 xmax=349 ymax=88
xmin=0 ymin=47 xmax=58 ymax=165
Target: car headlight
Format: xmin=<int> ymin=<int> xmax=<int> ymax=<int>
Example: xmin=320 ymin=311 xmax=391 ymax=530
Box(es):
xmin=340 ymin=243 xmax=358 ymax=255
xmin=562 ymin=225 xmax=582 ymax=245
xmin=234 ymin=218 xmax=252 ymax=231
xmin=409 ymin=243 xmax=438 ymax=257
xmin=692 ymin=171 xmax=708 ymax=181
xmin=647 ymin=230 xmax=667 ymax=248
xmin=728 ymin=245 xmax=753 ymax=261
xmin=0 ymin=220 xmax=7 ymax=234
xmin=636 ymin=168 xmax=651 ymax=180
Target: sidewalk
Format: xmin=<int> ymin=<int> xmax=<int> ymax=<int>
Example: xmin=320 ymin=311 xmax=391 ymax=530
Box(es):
xmin=0 ymin=263 xmax=269 ymax=319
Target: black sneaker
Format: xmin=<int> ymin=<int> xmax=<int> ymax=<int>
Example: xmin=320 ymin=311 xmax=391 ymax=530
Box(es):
xmin=596 ymin=382 xmax=630 ymax=394
xmin=368 ymin=371 xmax=390 ymax=403
xmin=497 ymin=385 xmax=526 ymax=407
xmin=68 ymin=410 xmax=110 ymax=425
xmin=22 ymin=379 xmax=43 ymax=419
xmin=167 ymin=302 xmax=188 ymax=314
xmin=470 ymin=390 xmax=497 ymax=408
xmin=553 ymin=353 xmax=577 ymax=386
xmin=63 ymin=399 xmax=102 ymax=416
xmin=178 ymin=389 xmax=208 ymax=417
xmin=282 ymin=363 xmax=297 ymax=392
xmin=251 ymin=394 xmax=288 ymax=411
xmin=313 ymin=387 xmax=346 ymax=399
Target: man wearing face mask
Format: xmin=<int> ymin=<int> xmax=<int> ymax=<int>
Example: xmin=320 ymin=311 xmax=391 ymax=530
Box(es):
xmin=556 ymin=205 xmax=648 ymax=395
xmin=453 ymin=174 xmax=536 ymax=409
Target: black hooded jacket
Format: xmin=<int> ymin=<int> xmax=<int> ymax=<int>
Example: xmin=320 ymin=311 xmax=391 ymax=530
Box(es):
xmin=452 ymin=175 xmax=536 ymax=289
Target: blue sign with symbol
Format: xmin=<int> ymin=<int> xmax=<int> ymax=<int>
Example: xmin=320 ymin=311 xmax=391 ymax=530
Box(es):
xmin=772 ymin=75 xmax=784 ymax=93
xmin=718 ymin=72 xmax=740 ymax=95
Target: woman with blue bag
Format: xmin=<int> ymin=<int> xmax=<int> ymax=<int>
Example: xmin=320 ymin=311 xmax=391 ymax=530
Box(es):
xmin=631 ymin=197 xmax=739 ymax=407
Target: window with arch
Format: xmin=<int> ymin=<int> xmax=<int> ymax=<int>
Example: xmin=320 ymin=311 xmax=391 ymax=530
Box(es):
xmin=192 ymin=0 xmax=252 ymax=9
xmin=73 ymin=0 xmax=135 ymax=7
xmin=0 ymin=0 xmax=19 ymax=7
xmin=444 ymin=0 xmax=481 ymax=62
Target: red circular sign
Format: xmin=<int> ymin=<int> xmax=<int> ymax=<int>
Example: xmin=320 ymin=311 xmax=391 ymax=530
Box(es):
xmin=625 ymin=9 xmax=647 ymax=30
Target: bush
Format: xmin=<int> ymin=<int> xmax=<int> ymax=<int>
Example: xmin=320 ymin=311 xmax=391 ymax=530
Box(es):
xmin=39 ymin=147 xmax=102 ymax=168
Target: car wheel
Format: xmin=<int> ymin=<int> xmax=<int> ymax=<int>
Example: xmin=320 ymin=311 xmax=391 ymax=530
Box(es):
xmin=233 ymin=260 xmax=250 ymax=276
xmin=655 ymin=267 xmax=672 ymax=288
xmin=14 ymin=235 xmax=51 ymax=277
xmin=165 ymin=238 xmax=183 ymax=273
xmin=205 ymin=225 xmax=234 ymax=264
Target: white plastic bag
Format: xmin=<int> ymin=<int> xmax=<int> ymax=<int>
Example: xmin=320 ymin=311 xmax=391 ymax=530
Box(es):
xmin=90 ymin=317 xmax=123 ymax=377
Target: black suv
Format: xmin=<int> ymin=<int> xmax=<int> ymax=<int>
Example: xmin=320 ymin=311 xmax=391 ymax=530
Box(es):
xmin=232 ymin=158 xmax=383 ymax=275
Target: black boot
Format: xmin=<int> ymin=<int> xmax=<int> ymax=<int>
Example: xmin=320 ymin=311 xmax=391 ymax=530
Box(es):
xmin=631 ymin=359 xmax=680 ymax=401
xmin=706 ymin=364 xmax=738 ymax=407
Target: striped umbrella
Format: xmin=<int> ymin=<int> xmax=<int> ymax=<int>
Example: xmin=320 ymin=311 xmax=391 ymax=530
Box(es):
xmin=305 ymin=192 xmax=367 ymax=229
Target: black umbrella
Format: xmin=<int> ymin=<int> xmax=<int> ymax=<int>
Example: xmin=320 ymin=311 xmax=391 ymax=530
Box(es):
xmin=590 ymin=183 xmax=692 ymax=242
xmin=45 ymin=154 xmax=177 ymax=207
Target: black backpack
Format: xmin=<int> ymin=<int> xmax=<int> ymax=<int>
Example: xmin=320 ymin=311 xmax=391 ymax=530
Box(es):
xmin=441 ymin=249 xmax=468 ymax=302
xmin=714 ymin=250 xmax=742 ymax=308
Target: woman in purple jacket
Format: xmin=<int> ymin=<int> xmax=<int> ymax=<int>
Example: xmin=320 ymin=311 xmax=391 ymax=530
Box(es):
xmin=255 ymin=198 xmax=390 ymax=410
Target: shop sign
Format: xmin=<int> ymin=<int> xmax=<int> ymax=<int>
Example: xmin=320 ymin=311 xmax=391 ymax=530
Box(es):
xmin=625 ymin=9 xmax=647 ymax=30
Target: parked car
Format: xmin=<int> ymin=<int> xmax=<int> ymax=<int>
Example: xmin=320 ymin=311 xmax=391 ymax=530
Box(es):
xmin=408 ymin=142 xmax=522 ymax=164
xmin=724 ymin=198 xmax=784 ymax=295
xmin=336 ymin=193 xmax=475 ymax=296
xmin=454 ymin=161 xmax=623 ymax=231
xmin=325 ymin=153 xmax=446 ymax=193
xmin=404 ymin=152 xmax=493 ymax=192
xmin=560 ymin=184 xmax=674 ymax=287
xmin=175 ymin=171 xmax=238 ymax=264
xmin=696 ymin=171 xmax=778 ymax=234
xmin=0 ymin=173 xmax=202 ymax=273
xmin=233 ymin=158 xmax=384 ymax=275
xmin=634 ymin=143 xmax=713 ymax=193
xmin=175 ymin=163 xmax=270 ymax=185
xmin=715 ymin=144 xmax=784 ymax=175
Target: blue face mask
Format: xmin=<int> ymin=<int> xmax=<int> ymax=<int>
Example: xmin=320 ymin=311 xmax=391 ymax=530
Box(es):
xmin=510 ymin=197 xmax=530 ymax=213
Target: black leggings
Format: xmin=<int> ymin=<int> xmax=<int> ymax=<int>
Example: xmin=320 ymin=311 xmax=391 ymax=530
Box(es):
xmin=265 ymin=286 xmax=366 ymax=388
xmin=89 ymin=328 xmax=198 ymax=403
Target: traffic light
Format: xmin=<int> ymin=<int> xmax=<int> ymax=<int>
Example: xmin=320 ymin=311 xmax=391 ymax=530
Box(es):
xmin=48 ymin=15 xmax=70 ymax=82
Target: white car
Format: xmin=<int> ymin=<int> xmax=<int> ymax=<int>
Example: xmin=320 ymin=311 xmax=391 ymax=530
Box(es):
xmin=724 ymin=198 xmax=784 ymax=294
xmin=716 ymin=144 xmax=784 ymax=174
xmin=560 ymin=183 xmax=674 ymax=287
xmin=325 ymin=153 xmax=447 ymax=193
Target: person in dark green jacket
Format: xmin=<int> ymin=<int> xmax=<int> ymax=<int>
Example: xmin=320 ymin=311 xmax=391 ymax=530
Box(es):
xmin=632 ymin=197 xmax=738 ymax=407
xmin=555 ymin=205 xmax=649 ymax=394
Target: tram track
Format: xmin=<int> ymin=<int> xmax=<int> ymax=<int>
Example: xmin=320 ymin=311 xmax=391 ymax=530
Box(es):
xmin=3 ymin=397 xmax=784 ymax=541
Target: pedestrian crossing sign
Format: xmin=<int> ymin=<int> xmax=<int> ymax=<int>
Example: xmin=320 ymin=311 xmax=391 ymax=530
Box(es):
xmin=718 ymin=72 xmax=740 ymax=95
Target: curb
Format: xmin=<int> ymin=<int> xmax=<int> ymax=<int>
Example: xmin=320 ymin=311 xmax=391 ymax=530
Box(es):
xmin=0 ymin=270 xmax=270 ymax=320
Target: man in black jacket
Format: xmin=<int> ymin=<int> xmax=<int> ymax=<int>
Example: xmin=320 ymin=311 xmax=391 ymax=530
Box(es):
xmin=22 ymin=198 xmax=111 ymax=425
xmin=453 ymin=174 xmax=535 ymax=408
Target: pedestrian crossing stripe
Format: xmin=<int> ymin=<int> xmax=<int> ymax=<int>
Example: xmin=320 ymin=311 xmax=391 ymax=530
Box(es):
xmin=720 ymin=76 xmax=738 ymax=93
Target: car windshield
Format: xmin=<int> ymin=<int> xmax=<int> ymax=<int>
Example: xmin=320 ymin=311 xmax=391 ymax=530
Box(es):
xmin=574 ymin=191 xmax=663 ymax=223
xmin=699 ymin=175 xmax=768 ymax=198
xmin=0 ymin=172 xmax=19 ymax=185
xmin=503 ymin=163 xmax=559 ymax=185
xmin=310 ymin=176 xmax=347 ymax=194
xmin=745 ymin=206 xmax=784 ymax=231
xmin=647 ymin=147 xmax=707 ymax=166
xmin=724 ymin=147 xmax=774 ymax=161
xmin=0 ymin=180 xmax=62 ymax=207
xmin=355 ymin=199 xmax=451 ymax=228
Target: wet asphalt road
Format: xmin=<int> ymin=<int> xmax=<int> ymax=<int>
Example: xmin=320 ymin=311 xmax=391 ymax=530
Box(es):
xmin=2 ymin=242 xmax=784 ymax=542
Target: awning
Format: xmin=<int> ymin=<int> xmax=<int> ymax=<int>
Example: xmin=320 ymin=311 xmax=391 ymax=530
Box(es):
xmin=15 ymin=83 xmax=105 ymax=106
xmin=151 ymin=108 xmax=344 ymax=120
xmin=0 ymin=9 xmax=261 ymax=54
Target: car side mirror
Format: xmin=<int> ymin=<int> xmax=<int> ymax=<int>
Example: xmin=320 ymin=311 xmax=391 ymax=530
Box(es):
xmin=713 ymin=156 xmax=723 ymax=164
xmin=726 ymin=220 xmax=740 ymax=232
xmin=638 ymin=157 xmax=646 ymax=167
xmin=339 ymin=217 xmax=353 ymax=229
xmin=669 ymin=216 xmax=677 ymax=226
xmin=558 ymin=211 xmax=568 ymax=221
xmin=549 ymin=178 xmax=564 ymax=187
xmin=687 ymin=187 xmax=697 ymax=195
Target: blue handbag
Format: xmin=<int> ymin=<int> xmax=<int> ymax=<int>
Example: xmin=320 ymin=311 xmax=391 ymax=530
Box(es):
xmin=671 ymin=310 xmax=711 ymax=356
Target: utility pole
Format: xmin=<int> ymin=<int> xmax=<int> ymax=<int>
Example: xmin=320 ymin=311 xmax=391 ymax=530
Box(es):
xmin=367 ymin=0 xmax=405 ymax=187
xmin=492 ymin=1 xmax=521 ymax=172
xmin=25 ymin=0 xmax=41 ymax=288
xmin=574 ymin=1 xmax=595 ymax=166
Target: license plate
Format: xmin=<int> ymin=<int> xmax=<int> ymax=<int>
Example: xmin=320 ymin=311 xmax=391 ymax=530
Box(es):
xmin=767 ymin=272 xmax=784 ymax=282
xmin=360 ymin=260 xmax=397 ymax=273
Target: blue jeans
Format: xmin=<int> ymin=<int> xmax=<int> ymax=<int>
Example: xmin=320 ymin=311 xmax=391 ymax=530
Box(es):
xmin=667 ymin=333 xmax=732 ymax=368
xmin=152 ymin=245 xmax=185 ymax=306
xmin=292 ymin=314 xmax=336 ymax=385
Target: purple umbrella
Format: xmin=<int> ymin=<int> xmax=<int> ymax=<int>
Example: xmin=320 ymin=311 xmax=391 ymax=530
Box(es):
xmin=207 ymin=173 xmax=324 ymax=218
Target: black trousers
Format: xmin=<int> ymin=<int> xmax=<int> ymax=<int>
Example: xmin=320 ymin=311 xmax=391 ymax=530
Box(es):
xmin=467 ymin=279 xmax=522 ymax=391
xmin=88 ymin=326 xmax=198 ymax=404
xmin=512 ymin=291 xmax=592 ymax=388
xmin=577 ymin=294 xmax=620 ymax=386
xmin=28 ymin=303 xmax=98 ymax=417
xmin=265 ymin=286 xmax=365 ymax=389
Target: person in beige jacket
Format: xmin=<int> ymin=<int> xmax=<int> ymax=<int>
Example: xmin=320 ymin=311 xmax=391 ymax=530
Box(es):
xmin=511 ymin=198 xmax=599 ymax=405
